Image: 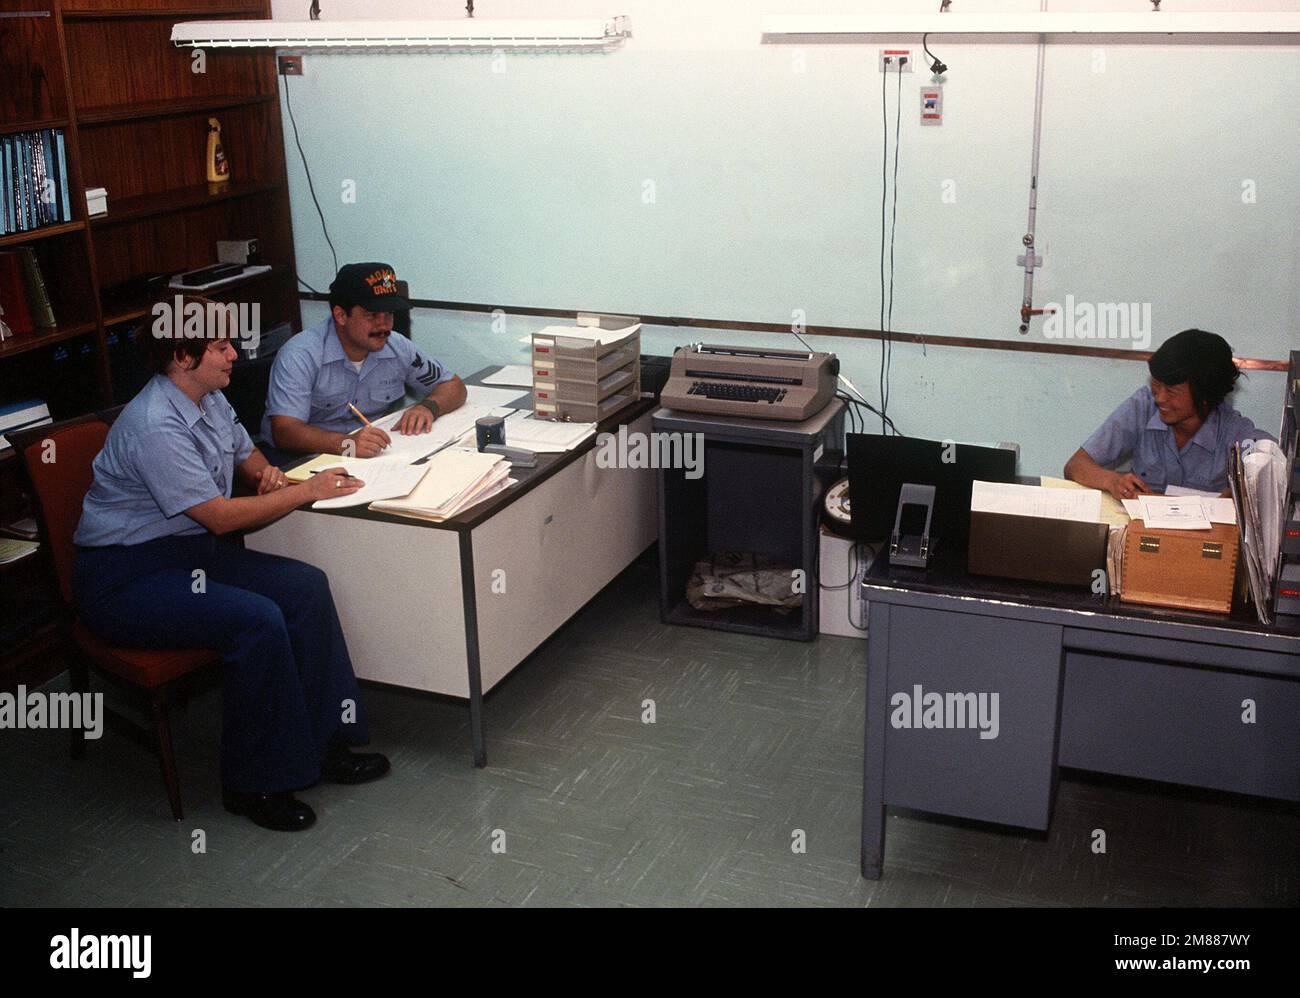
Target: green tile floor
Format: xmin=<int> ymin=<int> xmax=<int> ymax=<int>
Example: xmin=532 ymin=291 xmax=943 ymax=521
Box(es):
xmin=3 ymin=551 xmax=1295 ymax=907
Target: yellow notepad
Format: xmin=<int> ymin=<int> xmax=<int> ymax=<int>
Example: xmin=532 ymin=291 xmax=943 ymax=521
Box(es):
xmin=285 ymin=454 xmax=352 ymax=482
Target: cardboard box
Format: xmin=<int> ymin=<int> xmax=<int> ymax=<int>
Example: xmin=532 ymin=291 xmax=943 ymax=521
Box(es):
xmin=968 ymin=510 xmax=1109 ymax=587
xmin=1120 ymin=519 xmax=1240 ymax=614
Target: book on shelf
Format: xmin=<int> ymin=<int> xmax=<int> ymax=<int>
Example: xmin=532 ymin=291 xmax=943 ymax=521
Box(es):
xmin=16 ymin=247 xmax=56 ymax=327
xmin=0 ymin=251 xmax=35 ymax=334
xmin=0 ymin=399 xmax=52 ymax=453
xmin=0 ymin=538 xmax=39 ymax=565
xmin=0 ymin=248 xmax=57 ymax=333
xmin=1 ymin=516 xmax=39 ymax=541
xmin=0 ymin=130 xmax=73 ymax=236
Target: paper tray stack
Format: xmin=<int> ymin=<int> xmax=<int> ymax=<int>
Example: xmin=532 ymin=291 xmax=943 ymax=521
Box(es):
xmin=532 ymin=315 xmax=640 ymax=423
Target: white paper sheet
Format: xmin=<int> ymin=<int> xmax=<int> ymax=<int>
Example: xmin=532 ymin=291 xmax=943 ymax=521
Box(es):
xmin=367 ymin=403 xmax=505 ymax=462
xmin=465 ymin=384 xmax=530 ymax=408
xmin=370 ymin=449 xmax=509 ymax=520
xmin=1039 ymin=475 xmax=1131 ymax=526
xmin=1165 ymin=484 xmax=1221 ymax=498
xmin=1135 ymin=495 xmax=1211 ymax=530
xmin=310 ymin=458 xmax=430 ymax=509
xmin=970 ymin=481 xmax=1101 ymax=522
xmin=1121 ymin=496 xmax=1236 ymax=526
xmin=534 ymin=322 xmax=639 ymax=347
xmin=501 ymin=411 xmax=596 ymax=452
xmin=481 ymin=365 xmax=534 ymax=387
xmin=1243 ymin=439 xmax=1286 ymax=581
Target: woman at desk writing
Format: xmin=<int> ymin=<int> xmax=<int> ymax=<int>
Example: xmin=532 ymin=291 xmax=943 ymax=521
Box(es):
xmin=1064 ymin=328 xmax=1272 ymax=499
xmin=73 ymin=297 xmax=390 ymax=831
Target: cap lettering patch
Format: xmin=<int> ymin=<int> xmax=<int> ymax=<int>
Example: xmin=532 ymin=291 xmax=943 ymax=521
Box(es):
xmin=365 ymin=268 xmax=398 ymax=297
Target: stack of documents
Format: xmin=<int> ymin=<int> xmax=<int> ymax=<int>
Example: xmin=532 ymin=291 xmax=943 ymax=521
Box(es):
xmin=371 ymin=449 xmax=512 ymax=522
xmin=366 ymin=403 xmax=504 ymax=462
xmin=282 ymin=402 xmax=525 ymax=510
xmin=534 ymin=321 xmax=639 ymax=348
xmin=1229 ymin=439 xmax=1289 ymax=624
xmin=306 ymin=456 xmax=431 ymax=510
xmin=1119 ymin=494 xmax=1237 ymax=531
xmin=284 ymin=403 xmax=514 ymax=481
xmin=1039 ymin=476 xmax=1130 ymax=526
xmin=502 ymin=411 xmax=595 ymax=452
xmin=970 ymin=480 xmax=1102 ymax=522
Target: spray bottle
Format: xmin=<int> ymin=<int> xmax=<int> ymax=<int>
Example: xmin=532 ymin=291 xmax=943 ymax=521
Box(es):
xmin=206 ymin=117 xmax=230 ymax=183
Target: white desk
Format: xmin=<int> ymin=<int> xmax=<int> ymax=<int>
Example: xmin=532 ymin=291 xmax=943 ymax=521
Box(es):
xmin=246 ymin=391 xmax=657 ymax=765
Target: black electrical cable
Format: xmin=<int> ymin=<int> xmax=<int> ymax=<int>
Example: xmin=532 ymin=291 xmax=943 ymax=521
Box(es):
xmin=836 ymin=390 xmax=858 ymax=435
xmin=922 ymin=33 xmax=948 ymax=78
xmin=837 ymin=389 xmax=900 ymax=437
xmin=835 ymin=390 xmax=859 ymax=435
xmin=884 ymin=64 xmax=903 ymax=430
xmin=845 ymin=543 xmax=870 ymax=631
xmin=282 ymin=68 xmax=339 ymax=280
xmin=879 ymin=63 xmax=888 ymax=435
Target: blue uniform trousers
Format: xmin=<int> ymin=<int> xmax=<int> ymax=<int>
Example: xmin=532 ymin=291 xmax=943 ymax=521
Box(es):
xmin=73 ymin=535 xmax=369 ymax=794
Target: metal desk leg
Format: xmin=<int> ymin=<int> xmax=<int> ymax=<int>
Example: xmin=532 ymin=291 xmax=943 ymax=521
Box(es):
xmin=459 ymin=531 xmax=487 ymax=767
xmin=861 ymin=600 xmax=890 ymax=879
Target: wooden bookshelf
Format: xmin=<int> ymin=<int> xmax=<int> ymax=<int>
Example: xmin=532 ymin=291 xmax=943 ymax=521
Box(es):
xmin=62 ymin=5 xmax=266 ymax=19
xmin=0 ymin=221 xmax=87 ymax=249
xmin=0 ymin=118 xmax=72 ymax=136
xmin=90 ymin=179 xmax=283 ymax=227
xmin=102 ymin=262 xmax=289 ymax=327
xmin=0 ymin=0 xmax=300 ymax=690
xmin=0 ymin=321 xmax=100 ymax=360
xmin=78 ymin=93 xmax=276 ymax=126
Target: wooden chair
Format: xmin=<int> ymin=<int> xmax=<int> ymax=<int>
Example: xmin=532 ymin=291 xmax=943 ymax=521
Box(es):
xmin=11 ymin=413 xmax=218 ymax=820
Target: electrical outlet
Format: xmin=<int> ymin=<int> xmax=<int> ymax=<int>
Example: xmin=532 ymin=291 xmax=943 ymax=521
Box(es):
xmin=879 ymin=49 xmax=913 ymax=73
xmin=278 ymin=55 xmax=303 ymax=75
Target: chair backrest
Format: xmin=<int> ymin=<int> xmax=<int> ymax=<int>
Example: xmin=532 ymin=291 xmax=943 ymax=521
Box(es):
xmin=17 ymin=417 xmax=110 ymax=605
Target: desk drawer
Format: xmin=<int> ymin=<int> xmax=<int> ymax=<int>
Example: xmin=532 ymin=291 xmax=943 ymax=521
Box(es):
xmin=881 ymin=605 xmax=1063 ymax=830
xmin=1060 ymin=652 xmax=1300 ymax=801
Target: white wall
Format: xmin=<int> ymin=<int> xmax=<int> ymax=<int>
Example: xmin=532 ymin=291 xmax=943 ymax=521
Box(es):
xmin=272 ymin=1 xmax=1297 ymax=474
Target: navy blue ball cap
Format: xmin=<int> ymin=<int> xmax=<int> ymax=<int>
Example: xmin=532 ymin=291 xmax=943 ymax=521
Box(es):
xmin=330 ymin=262 xmax=412 ymax=312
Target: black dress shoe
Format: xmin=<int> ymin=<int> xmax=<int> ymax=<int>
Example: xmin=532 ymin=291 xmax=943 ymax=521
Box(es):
xmin=320 ymin=745 xmax=391 ymax=785
xmin=222 ymin=788 xmax=316 ymax=831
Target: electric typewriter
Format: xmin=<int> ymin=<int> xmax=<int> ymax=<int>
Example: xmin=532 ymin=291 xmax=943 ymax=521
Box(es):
xmin=659 ymin=344 xmax=839 ymax=421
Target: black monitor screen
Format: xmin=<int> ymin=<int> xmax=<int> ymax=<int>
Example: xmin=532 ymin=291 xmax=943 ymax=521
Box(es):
xmin=846 ymin=434 xmax=1017 ymax=553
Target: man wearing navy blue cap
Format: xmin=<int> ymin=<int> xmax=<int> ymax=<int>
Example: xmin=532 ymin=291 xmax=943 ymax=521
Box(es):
xmin=263 ymin=262 xmax=466 ymax=458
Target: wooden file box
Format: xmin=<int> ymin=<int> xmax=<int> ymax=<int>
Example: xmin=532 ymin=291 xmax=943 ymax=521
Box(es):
xmin=1120 ymin=519 xmax=1240 ymax=614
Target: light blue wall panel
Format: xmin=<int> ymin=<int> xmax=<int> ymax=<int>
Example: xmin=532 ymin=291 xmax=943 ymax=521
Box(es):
xmin=284 ymin=38 xmax=1295 ymax=475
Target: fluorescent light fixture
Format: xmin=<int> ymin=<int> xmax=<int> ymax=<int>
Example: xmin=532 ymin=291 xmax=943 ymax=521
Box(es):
xmin=171 ymin=16 xmax=632 ymax=51
xmin=760 ymin=12 xmax=1300 ymax=44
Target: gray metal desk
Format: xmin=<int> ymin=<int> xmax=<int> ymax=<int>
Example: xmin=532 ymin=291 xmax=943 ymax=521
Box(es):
xmin=860 ymin=560 xmax=1300 ymax=879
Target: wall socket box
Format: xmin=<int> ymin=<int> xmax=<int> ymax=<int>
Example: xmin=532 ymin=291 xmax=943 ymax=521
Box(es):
xmin=879 ymin=49 xmax=913 ymax=72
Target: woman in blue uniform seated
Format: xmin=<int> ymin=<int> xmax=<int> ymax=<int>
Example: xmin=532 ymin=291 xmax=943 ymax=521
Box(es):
xmin=73 ymin=297 xmax=389 ymax=831
xmin=1064 ymin=328 xmax=1273 ymax=500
